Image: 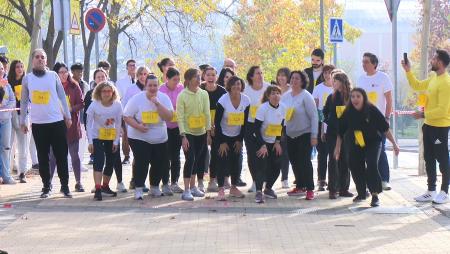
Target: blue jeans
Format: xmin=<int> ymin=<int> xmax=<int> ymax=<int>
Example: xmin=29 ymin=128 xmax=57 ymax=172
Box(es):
xmin=0 ymin=119 xmax=12 ymax=180
xmin=378 ymin=135 xmax=390 ymax=182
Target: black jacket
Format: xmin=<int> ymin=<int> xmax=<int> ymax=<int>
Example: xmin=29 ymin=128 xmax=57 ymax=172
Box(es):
xmin=304 ymin=67 xmax=324 ymax=94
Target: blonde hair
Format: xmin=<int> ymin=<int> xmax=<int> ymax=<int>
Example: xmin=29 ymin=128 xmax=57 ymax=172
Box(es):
xmin=92 ymin=81 xmax=119 ymax=102
xmin=137 ymin=66 xmax=151 ymax=77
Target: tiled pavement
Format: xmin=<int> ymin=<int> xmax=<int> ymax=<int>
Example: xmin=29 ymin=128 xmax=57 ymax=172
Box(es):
xmin=0 ymin=150 xmax=449 ymax=254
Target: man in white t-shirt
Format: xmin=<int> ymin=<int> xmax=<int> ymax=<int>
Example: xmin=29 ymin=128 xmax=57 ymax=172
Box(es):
xmin=312 ymin=64 xmax=335 ymax=190
xmin=115 ymin=59 xmax=136 ymax=167
xmin=357 ymin=52 xmax=393 ymax=191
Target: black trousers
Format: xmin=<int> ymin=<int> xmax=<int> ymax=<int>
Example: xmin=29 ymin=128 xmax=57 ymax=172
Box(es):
xmin=183 ymin=134 xmax=207 ymax=179
xmin=287 ymin=133 xmax=314 ymax=191
xmin=326 ymin=133 xmax=350 ymax=193
xmin=254 ymin=143 xmax=281 ymax=191
xmin=280 ymin=135 xmax=290 ymax=181
xmin=216 ymin=136 xmax=241 ymax=187
xmin=348 ymin=140 xmax=382 ymax=196
xmin=244 ymin=122 xmax=258 ymax=182
xmin=317 ymin=122 xmax=328 ymax=181
xmin=113 ymin=140 xmax=123 ymax=183
xmin=32 ymin=120 xmax=69 ymax=189
xmin=423 ymin=124 xmax=449 ymax=193
xmin=92 ymin=139 xmax=116 ymax=177
xmin=128 ymin=138 xmax=169 ymax=188
xmin=162 ymin=127 xmax=182 ymax=184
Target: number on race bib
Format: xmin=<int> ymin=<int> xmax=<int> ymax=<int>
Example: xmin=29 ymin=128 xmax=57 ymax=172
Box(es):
xmin=335 ymin=106 xmax=345 ymax=119
xmin=14 ymin=85 xmax=22 ymax=101
xmin=265 ymin=124 xmax=282 ymax=137
xmin=99 ymin=128 xmax=116 ymax=140
xmin=142 ymin=111 xmax=159 ymax=124
xmin=188 ymin=115 xmax=206 ymax=129
xmin=228 ymin=112 xmax=245 ymax=126
xmin=31 ymin=90 xmax=50 ymax=105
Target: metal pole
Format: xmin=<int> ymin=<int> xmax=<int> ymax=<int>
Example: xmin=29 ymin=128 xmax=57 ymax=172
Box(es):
xmin=72 ymin=35 xmax=76 ymax=64
xmin=95 ymin=33 xmax=99 ymax=66
xmin=320 ymin=0 xmax=325 ymax=51
xmin=417 ymin=0 xmax=432 ymax=175
xmin=392 ymin=0 xmax=398 ymax=169
xmin=333 ymin=43 xmax=337 ymax=66
xmin=60 ymin=0 xmax=69 ymax=64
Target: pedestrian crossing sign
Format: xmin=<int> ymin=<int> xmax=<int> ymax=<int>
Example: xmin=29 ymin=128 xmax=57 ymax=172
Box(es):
xmin=329 ymin=18 xmax=344 ymax=43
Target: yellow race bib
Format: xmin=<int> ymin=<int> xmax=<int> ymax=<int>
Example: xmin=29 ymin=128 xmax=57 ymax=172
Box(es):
xmin=265 ymin=124 xmax=282 ymax=137
xmin=31 ymin=90 xmax=50 ymax=105
xmin=368 ymin=91 xmax=378 ymax=104
xmin=188 ymin=115 xmax=206 ymax=129
xmin=170 ymin=112 xmax=178 ymax=122
xmin=66 ymin=95 xmax=71 ymax=110
xmin=322 ymin=93 xmax=329 ymax=107
xmin=285 ymin=108 xmax=294 ymax=121
xmin=142 ymin=111 xmax=159 ymax=124
xmin=354 ymin=130 xmax=365 ymax=148
xmin=228 ymin=112 xmax=245 ymax=126
xmin=210 ymin=109 xmax=216 ymax=123
xmin=417 ymin=94 xmax=427 ymax=107
xmin=99 ymin=128 xmax=116 ymax=140
xmin=335 ymin=106 xmax=345 ymax=119
xmin=14 ymin=85 xmax=22 ymax=101
xmin=250 ymin=105 xmax=259 ymax=119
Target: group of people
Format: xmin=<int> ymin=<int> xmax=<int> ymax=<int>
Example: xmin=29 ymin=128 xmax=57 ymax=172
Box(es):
xmin=0 ymin=47 xmax=449 ymax=206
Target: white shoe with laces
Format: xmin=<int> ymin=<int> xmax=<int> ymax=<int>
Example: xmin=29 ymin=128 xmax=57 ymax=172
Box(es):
xmin=414 ymin=190 xmax=436 ymax=202
xmin=432 ymin=191 xmax=449 ymax=204
xmin=135 ymin=187 xmax=144 ymax=200
xmin=190 ymin=186 xmax=205 ymax=197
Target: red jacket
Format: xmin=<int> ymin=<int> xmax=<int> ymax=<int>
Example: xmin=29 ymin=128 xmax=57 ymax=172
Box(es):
xmin=63 ymin=80 xmax=84 ymax=143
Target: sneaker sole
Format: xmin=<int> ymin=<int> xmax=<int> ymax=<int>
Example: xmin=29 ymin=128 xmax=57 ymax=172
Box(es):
xmin=287 ymin=193 xmax=305 ymax=197
xmin=264 ymin=194 xmax=277 ymax=199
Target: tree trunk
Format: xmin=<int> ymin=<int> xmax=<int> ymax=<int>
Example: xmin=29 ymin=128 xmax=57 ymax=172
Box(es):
xmin=27 ymin=0 xmax=44 ymax=72
xmin=106 ymin=1 xmax=121 ymax=82
xmin=42 ymin=0 xmax=63 ymax=68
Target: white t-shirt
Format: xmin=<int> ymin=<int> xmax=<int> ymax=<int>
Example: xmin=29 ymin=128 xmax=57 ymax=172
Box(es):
xmin=86 ymin=100 xmax=123 ymax=145
xmin=312 ymin=82 xmax=334 ymax=110
xmin=255 ymin=101 xmax=286 ymax=144
xmin=243 ymin=82 xmax=270 ymax=123
xmin=357 ymin=71 xmax=393 ymax=116
xmin=313 ymin=69 xmax=322 ymax=85
xmin=116 ymin=75 xmax=134 ymax=99
xmin=218 ymin=93 xmax=251 ymax=138
xmin=123 ymin=91 xmax=173 ymax=144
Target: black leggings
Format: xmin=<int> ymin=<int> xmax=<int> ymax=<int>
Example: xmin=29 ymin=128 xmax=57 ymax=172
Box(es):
xmin=92 ymin=139 xmax=116 ymax=177
xmin=162 ymin=127 xmax=182 ymax=184
xmin=348 ymin=141 xmax=382 ymax=196
xmin=113 ymin=141 xmax=123 ymax=183
xmin=207 ymin=135 xmax=219 ymax=179
xmin=317 ymin=122 xmax=328 ymax=181
xmin=287 ymin=133 xmax=314 ymax=191
xmin=183 ymin=134 xmax=207 ymax=179
xmin=244 ymin=122 xmax=258 ymax=182
xmin=280 ymin=135 xmax=290 ymax=181
xmin=326 ymin=133 xmax=350 ymax=193
xmin=128 ymin=138 xmax=169 ymax=188
xmin=216 ymin=136 xmax=242 ymax=187
xmin=423 ymin=124 xmax=449 ymax=193
xmin=32 ymin=120 xmax=69 ymax=188
xmin=254 ymin=143 xmax=281 ymax=191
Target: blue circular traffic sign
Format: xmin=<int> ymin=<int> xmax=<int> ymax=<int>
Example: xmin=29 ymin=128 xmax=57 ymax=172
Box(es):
xmin=85 ymin=8 xmax=106 ymax=33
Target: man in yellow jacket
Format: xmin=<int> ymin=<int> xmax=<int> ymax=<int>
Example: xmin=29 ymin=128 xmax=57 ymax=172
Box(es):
xmin=402 ymin=49 xmax=450 ymax=204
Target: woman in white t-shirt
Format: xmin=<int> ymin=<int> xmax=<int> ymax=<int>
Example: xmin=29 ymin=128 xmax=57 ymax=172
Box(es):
xmin=275 ymin=67 xmax=291 ymax=189
xmin=243 ymin=66 xmax=270 ymax=193
xmin=214 ymin=76 xmax=250 ymax=201
xmin=311 ymin=64 xmax=335 ymax=191
xmin=253 ymin=85 xmax=285 ymax=203
xmin=86 ymin=82 xmax=123 ymax=201
xmin=124 ymin=74 xmax=174 ymax=200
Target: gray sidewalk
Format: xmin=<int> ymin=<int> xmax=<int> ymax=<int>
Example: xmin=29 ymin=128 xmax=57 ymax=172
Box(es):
xmin=0 ymin=151 xmax=449 ymax=254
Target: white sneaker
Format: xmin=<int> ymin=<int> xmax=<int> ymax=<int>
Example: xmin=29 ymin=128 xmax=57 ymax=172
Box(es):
xmin=116 ymin=182 xmax=128 ymax=193
xmin=207 ymin=180 xmax=219 ymax=192
xmin=198 ymin=180 xmax=205 ymax=193
xmin=282 ymin=180 xmax=290 ymax=189
xmin=414 ymin=191 xmax=436 ymax=202
xmin=150 ymin=186 xmax=163 ymax=197
xmin=135 ymin=187 xmax=144 ymax=200
xmin=248 ymin=182 xmax=256 ymax=193
xmin=182 ymin=190 xmax=194 ymax=201
xmin=170 ymin=183 xmax=184 ymax=193
xmin=432 ymin=191 xmax=449 ymax=204
xmin=190 ymin=186 xmax=205 ymax=197
xmin=382 ymin=181 xmax=392 ymax=191
xmin=162 ymin=184 xmax=173 ymax=196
